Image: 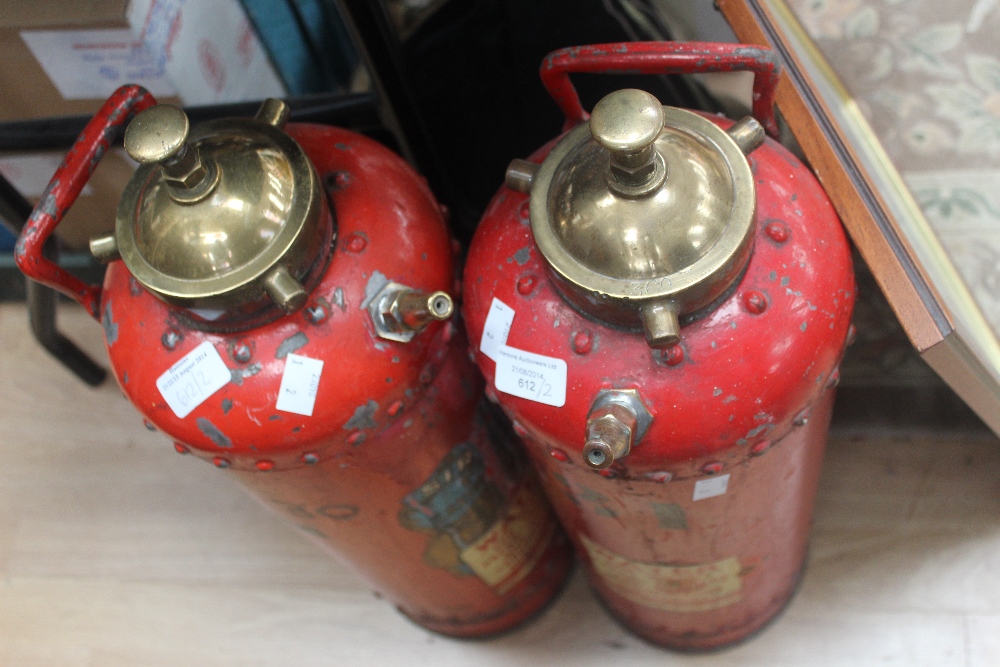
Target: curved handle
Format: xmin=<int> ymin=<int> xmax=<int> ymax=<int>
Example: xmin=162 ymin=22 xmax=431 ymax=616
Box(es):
xmin=15 ymin=85 xmax=157 ymax=320
xmin=540 ymin=42 xmax=780 ymax=138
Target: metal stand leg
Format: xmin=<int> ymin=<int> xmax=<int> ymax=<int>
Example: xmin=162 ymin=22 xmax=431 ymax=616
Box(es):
xmin=0 ymin=174 xmax=106 ymax=386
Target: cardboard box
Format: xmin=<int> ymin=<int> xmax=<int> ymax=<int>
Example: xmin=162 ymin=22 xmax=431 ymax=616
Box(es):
xmin=0 ymin=0 xmax=286 ymax=250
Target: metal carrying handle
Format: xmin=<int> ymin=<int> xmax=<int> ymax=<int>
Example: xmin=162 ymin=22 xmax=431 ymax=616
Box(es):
xmin=540 ymin=41 xmax=781 ymax=138
xmin=14 ymin=85 xmax=157 ymax=320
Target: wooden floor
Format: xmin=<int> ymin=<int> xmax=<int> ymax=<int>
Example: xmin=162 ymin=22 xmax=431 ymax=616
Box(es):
xmin=3 ymin=301 xmax=1000 ymax=666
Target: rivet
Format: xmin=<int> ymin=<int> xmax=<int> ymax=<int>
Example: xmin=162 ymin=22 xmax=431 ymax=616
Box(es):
xmin=161 ymin=328 xmax=182 ymax=350
xmin=794 ymin=409 xmax=810 ymax=426
xmin=305 ymin=304 xmax=328 ymax=324
xmin=765 ymin=221 xmax=790 ymax=243
xmin=512 ymin=421 xmax=528 ymax=438
xmin=173 ymin=443 xmax=189 ymax=454
xmin=572 ymin=331 xmax=593 ymax=355
xmin=742 ymin=291 xmax=768 ymax=315
xmin=644 ymin=471 xmax=673 ymax=483
xmin=517 ymin=275 xmax=537 ymax=295
xmin=212 ymin=457 xmax=231 ymax=469
xmin=826 ymin=368 xmax=841 ymax=389
xmin=144 ymin=419 xmax=157 ymax=432
xmin=255 ymin=460 xmax=274 ymax=472
xmin=345 ymin=232 xmax=367 ymax=253
xmin=549 ymin=448 xmax=569 ymax=462
xmin=701 ymin=461 xmax=724 ymax=475
xmin=846 ymin=324 xmax=857 ymax=346
xmin=346 ymin=431 xmax=366 ymax=446
xmin=750 ymin=440 xmax=771 ymax=456
xmin=388 ymin=400 xmax=404 ymax=417
xmin=518 ymin=200 xmax=531 ymax=220
xmin=333 ymin=171 xmax=350 ymax=188
xmin=302 ymin=452 xmax=319 ymax=465
xmin=657 ymin=345 xmax=685 ymax=366
xmin=232 ymin=342 xmax=252 ymax=363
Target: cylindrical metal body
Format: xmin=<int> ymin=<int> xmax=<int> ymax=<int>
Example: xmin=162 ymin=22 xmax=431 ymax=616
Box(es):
xmin=16 ymin=90 xmax=570 ymax=638
xmin=463 ymin=43 xmax=855 ymax=649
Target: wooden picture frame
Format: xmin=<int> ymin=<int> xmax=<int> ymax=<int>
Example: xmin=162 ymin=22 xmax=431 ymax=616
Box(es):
xmin=717 ymin=0 xmax=1000 ymax=434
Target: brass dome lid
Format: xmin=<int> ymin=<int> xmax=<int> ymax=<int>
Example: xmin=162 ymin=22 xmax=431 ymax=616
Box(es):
xmin=96 ymin=100 xmax=329 ymax=317
xmin=521 ymin=89 xmax=765 ymax=348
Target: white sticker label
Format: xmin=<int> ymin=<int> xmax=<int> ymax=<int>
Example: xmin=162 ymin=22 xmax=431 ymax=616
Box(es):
xmin=479 ymin=297 xmax=515 ymax=362
xmin=156 ymin=341 xmax=231 ymax=419
xmin=275 ymin=353 xmax=324 ymax=417
xmin=693 ymin=474 xmax=731 ymax=502
xmin=494 ymin=345 xmax=567 ymax=407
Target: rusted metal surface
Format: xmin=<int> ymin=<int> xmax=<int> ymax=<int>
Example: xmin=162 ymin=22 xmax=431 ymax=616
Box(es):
xmin=464 ymin=42 xmax=854 ymax=650
xmin=15 ymin=85 xmax=156 ymax=319
xmin=18 ymin=105 xmax=570 ymax=636
xmin=540 ymin=42 xmax=780 ymax=137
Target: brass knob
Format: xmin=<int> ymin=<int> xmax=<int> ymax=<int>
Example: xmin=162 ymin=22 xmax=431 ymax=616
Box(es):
xmin=590 ymin=89 xmax=667 ymax=196
xmin=124 ymin=105 xmax=218 ymax=201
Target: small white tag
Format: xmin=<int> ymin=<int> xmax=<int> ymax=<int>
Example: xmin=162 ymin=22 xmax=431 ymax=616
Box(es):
xmin=494 ymin=345 xmax=567 ymax=407
xmin=479 ymin=297 xmax=515 ymax=362
xmin=276 ymin=353 xmax=324 ymax=417
xmin=693 ymin=474 xmax=730 ymax=501
xmin=156 ymin=341 xmax=231 ymax=418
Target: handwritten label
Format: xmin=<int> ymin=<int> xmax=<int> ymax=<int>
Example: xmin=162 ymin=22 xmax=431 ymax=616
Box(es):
xmin=479 ymin=297 xmax=515 ymax=362
xmin=693 ymin=474 xmax=731 ymax=501
xmin=276 ymin=353 xmax=324 ymax=417
xmin=156 ymin=341 xmax=231 ymax=418
xmin=494 ymin=345 xmax=567 ymax=407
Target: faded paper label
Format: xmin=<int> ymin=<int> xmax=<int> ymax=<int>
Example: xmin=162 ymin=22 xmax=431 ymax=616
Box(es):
xmin=581 ymin=535 xmax=742 ymax=612
xmin=460 ymin=479 xmax=555 ymax=594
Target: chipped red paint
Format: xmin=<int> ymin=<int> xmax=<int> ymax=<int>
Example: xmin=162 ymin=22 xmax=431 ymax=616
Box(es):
xmin=15 ymin=85 xmax=156 ymax=319
xmin=19 ymin=99 xmax=570 ymax=637
xmin=464 ymin=43 xmax=854 ymax=650
xmin=540 ymin=42 xmax=780 ymax=137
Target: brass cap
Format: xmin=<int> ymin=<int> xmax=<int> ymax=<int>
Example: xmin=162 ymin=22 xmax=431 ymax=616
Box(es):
xmin=113 ymin=100 xmax=330 ymax=317
xmin=528 ymin=89 xmax=760 ymax=348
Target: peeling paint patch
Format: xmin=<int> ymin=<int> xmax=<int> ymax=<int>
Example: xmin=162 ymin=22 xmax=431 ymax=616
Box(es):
xmin=276 ymin=332 xmax=309 ymax=359
xmin=122 ymin=372 xmax=129 ymax=384
xmin=361 ymin=271 xmax=390 ymax=310
xmin=374 ymin=342 xmax=389 ymax=351
xmin=269 ymin=415 xmax=281 ymax=421
xmin=102 ymin=302 xmax=119 ymax=345
xmin=723 ymin=395 xmax=737 ymax=404
xmin=344 ymin=400 xmax=378 ymax=430
xmin=513 ymin=247 xmax=531 ymax=265
xmin=746 ymin=424 xmax=773 ymax=438
xmin=230 ymin=362 xmax=262 ymax=385
xmin=333 ymin=287 xmax=346 ymax=311
xmin=222 ymin=398 xmax=234 ymax=415
xmin=780 ymin=276 xmax=790 ymax=287
xmin=800 ymin=321 xmax=808 ymax=332
xmin=713 ymin=387 xmax=722 ymax=397
xmin=196 ymin=418 xmax=232 ymax=448
xmin=769 ymin=270 xmax=777 ymax=281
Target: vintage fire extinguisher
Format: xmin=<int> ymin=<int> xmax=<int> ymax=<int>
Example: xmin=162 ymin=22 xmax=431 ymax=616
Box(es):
xmin=16 ymin=86 xmax=571 ymax=638
xmin=463 ymin=43 xmax=855 ymax=649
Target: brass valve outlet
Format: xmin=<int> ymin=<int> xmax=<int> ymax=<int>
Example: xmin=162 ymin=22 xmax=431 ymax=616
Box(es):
xmin=368 ymin=281 xmax=454 ymax=343
xmin=582 ymin=389 xmax=653 ymax=470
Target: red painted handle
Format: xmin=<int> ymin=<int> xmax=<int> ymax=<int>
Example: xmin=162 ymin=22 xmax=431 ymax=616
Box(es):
xmin=540 ymin=42 xmax=781 ymax=137
xmin=15 ymin=85 xmax=157 ymax=320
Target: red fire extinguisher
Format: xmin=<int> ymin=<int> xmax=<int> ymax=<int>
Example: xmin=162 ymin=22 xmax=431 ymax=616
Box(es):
xmin=463 ymin=43 xmax=855 ymax=649
xmin=16 ymin=86 xmax=571 ymax=638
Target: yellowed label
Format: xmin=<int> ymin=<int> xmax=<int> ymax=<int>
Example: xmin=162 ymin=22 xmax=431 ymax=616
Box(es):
xmin=580 ymin=535 xmax=742 ymax=612
xmin=460 ymin=480 xmax=555 ymax=594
